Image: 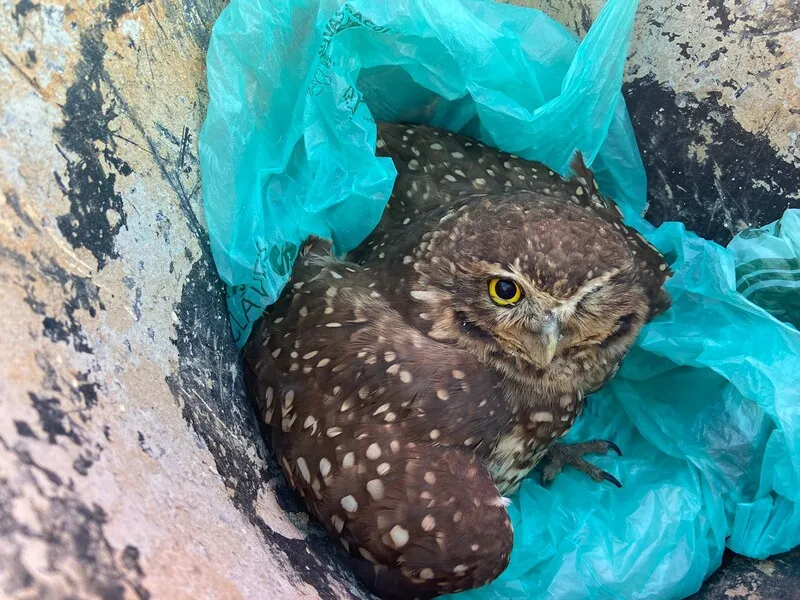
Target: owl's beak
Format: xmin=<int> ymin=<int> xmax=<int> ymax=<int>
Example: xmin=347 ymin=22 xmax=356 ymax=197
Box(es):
xmin=540 ymin=319 xmax=560 ymax=365
xmin=522 ymin=318 xmax=560 ymax=367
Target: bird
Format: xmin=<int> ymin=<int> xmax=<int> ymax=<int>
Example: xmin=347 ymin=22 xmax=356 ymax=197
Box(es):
xmin=243 ymin=122 xmax=672 ymax=599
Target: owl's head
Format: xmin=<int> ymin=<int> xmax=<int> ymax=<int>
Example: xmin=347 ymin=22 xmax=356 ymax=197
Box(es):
xmin=409 ymin=195 xmax=671 ymax=393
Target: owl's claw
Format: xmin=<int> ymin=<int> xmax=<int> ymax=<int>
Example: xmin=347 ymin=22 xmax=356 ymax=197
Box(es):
xmin=539 ymin=440 xmax=623 ymax=488
xmin=600 ymin=471 xmax=623 ymax=488
xmin=604 ymin=440 xmax=623 ymax=457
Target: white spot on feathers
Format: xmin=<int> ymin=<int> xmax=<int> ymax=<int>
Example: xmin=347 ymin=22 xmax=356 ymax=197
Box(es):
xmin=531 ymin=411 xmax=554 ymax=422
xmin=366 ymin=443 xmax=382 ymax=460
xmin=390 ymin=525 xmax=409 ymax=548
xmin=341 ymin=495 xmax=359 ymax=512
xmin=296 ymin=457 xmax=311 ymax=483
xmin=366 ymin=479 xmax=385 ymax=500
xmin=319 ymin=457 xmax=331 ymax=477
xmin=332 ymin=515 xmax=345 ymax=532
xmin=303 ymin=415 xmax=318 ymax=433
xmin=342 ymin=452 xmax=355 ymax=469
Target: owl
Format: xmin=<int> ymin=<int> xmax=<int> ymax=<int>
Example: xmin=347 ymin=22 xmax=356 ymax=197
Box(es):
xmin=243 ymin=123 xmax=671 ymax=599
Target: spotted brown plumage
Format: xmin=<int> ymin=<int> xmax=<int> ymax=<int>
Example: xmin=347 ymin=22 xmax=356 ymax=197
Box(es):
xmin=243 ymin=123 xmax=672 ymax=598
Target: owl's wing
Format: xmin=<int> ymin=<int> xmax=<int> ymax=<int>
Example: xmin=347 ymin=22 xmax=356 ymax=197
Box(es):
xmin=244 ymin=241 xmax=513 ymax=598
xmin=248 ymin=236 xmax=511 ymax=447
xmin=342 ymin=442 xmax=513 ymax=599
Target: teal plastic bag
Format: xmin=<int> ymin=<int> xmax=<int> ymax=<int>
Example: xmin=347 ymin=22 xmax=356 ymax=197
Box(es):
xmin=199 ymin=0 xmax=800 ymax=597
xmin=729 ymin=209 xmax=800 ymax=332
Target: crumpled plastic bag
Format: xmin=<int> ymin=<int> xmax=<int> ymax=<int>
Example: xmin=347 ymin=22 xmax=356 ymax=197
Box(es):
xmin=198 ymin=0 xmax=800 ymax=597
xmin=728 ymin=210 xmax=800 ymax=332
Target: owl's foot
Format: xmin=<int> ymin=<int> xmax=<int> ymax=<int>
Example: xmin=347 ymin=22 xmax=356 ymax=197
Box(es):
xmin=539 ymin=440 xmax=622 ymax=488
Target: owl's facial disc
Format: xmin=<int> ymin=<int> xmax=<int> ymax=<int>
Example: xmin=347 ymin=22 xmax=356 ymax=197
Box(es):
xmin=445 ymin=266 xmax=649 ymax=387
xmin=487 ymin=278 xmax=562 ymax=366
xmin=492 ymin=305 xmax=564 ymax=370
xmin=410 ymin=199 xmax=662 ymax=391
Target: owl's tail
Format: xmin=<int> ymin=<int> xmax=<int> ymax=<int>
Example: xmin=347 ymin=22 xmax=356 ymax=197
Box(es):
xmin=298 ymin=235 xmax=345 ymax=273
xmin=300 ymin=235 xmax=334 ymax=258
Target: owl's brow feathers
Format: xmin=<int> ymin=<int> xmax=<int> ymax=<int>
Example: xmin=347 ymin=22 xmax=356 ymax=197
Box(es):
xmin=470 ymin=258 xmax=623 ymax=309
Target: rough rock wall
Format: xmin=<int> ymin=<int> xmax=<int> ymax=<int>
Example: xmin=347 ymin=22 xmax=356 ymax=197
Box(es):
xmin=0 ymin=0 xmax=797 ymax=599
xmin=0 ymin=0 xmax=370 ymax=597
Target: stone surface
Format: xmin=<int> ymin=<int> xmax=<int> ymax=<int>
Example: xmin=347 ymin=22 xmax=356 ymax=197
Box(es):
xmin=0 ymin=0 xmax=370 ymax=597
xmin=687 ymin=549 xmax=800 ymax=600
xmin=0 ymin=0 xmax=797 ymax=598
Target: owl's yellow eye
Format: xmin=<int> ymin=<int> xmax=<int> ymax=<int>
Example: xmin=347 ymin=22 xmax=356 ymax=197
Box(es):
xmin=489 ymin=278 xmax=522 ymax=306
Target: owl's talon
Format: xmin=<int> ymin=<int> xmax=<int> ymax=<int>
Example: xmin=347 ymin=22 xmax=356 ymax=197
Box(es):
xmin=539 ymin=440 xmax=623 ymax=488
xmin=600 ymin=471 xmax=623 ymax=488
xmin=602 ymin=440 xmax=623 ymax=456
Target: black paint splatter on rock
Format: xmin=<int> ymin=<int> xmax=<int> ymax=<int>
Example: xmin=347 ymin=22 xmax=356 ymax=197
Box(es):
xmin=625 ymin=75 xmax=799 ymax=245
xmin=54 ymin=31 xmax=132 ymax=269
